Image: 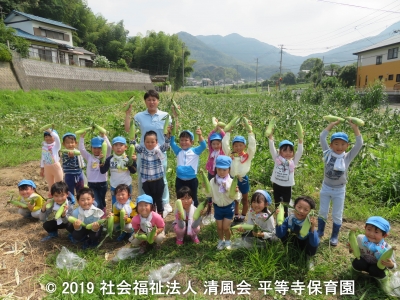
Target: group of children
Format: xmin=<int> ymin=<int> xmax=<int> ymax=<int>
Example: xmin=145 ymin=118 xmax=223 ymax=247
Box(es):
xmin=12 ymin=90 xmax=396 ymax=283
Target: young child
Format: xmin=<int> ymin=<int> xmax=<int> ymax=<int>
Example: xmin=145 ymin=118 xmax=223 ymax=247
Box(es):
xmin=16 ymin=179 xmax=44 ymax=219
xmin=205 ymin=125 xmax=225 ymax=210
xmin=129 ymin=194 xmax=166 ymax=253
xmin=61 ymin=133 xmax=85 ymax=200
xmin=269 ymin=128 xmax=304 ymax=217
xmin=170 ymin=128 xmax=206 ymax=207
xmin=79 ymin=132 xmax=111 ymax=215
xmin=40 ymin=181 xmax=74 ymax=241
xmin=237 ymin=190 xmax=277 ymax=243
xmin=134 ymin=130 xmax=170 ymax=216
xmin=173 ymin=186 xmax=203 ymax=245
xmin=40 ymin=129 xmax=63 ymax=197
xmin=207 ymin=155 xmax=236 ymax=250
xmin=318 ymin=121 xmax=363 ymax=246
xmin=275 ymin=196 xmax=319 ymax=257
xmin=100 ymin=136 xmax=136 ymax=206
xmin=349 ymin=216 xmax=396 ymax=280
xmin=69 ymin=187 xmax=105 ymax=248
xmin=112 ymin=184 xmax=137 ymax=241
xmin=222 ymin=120 xmax=256 ymax=224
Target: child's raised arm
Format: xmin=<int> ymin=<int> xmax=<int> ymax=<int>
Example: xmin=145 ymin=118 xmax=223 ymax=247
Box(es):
xmin=324 ymin=121 xmax=340 ymax=132
xmin=348 ymin=120 xmax=361 ymax=137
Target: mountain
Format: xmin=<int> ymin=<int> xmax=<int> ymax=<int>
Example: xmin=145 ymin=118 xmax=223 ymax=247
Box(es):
xmin=178 ymin=20 xmax=400 ymax=79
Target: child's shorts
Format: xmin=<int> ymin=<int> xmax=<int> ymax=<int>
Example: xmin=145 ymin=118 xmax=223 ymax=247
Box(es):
xmin=237 ymin=175 xmax=250 ymax=194
xmin=213 ymin=202 xmax=235 ymax=220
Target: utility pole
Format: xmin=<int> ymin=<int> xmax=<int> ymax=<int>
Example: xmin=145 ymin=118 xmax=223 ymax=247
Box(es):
xmin=278 ymin=45 xmax=284 ymax=90
xmin=255 ymin=58 xmax=258 ymax=92
xmin=236 ymin=65 xmax=239 ymax=89
xmin=182 ymin=43 xmax=185 ymax=89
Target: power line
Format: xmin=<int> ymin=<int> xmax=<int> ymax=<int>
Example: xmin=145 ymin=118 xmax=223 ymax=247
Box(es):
xmin=317 ymin=0 xmax=400 ymax=13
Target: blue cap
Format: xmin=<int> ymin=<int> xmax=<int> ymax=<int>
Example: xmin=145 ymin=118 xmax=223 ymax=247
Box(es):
xmin=137 ymin=194 xmax=153 ymax=204
xmin=279 ymin=140 xmax=294 ymax=148
xmin=232 ymin=136 xmax=246 ymax=145
xmin=62 ymin=132 xmax=76 ymax=140
xmin=18 ymin=179 xmax=36 ymax=189
xmin=91 ymin=137 xmax=104 ymax=148
xmin=180 ymin=130 xmax=194 ymax=140
xmin=331 ymin=132 xmax=349 ymax=143
xmin=215 ymin=155 xmax=232 ymax=169
xmin=254 ymin=190 xmax=272 ymax=205
xmin=366 ymin=216 xmax=390 ymax=233
xmin=44 ymin=129 xmax=58 ymax=136
xmin=112 ymin=136 xmax=127 ymax=145
xmin=210 ymin=132 xmax=222 ymax=142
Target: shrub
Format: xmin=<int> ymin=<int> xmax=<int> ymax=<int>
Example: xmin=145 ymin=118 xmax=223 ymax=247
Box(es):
xmin=360 ymin=80 xmax=387 ymax=110
xmin=0 ymin=43 xmax=12 ymax=62
xmin=93 ymin=55 xmax=110 ymax=68
xmin=300 ymin=86 xmax=324 ymax=105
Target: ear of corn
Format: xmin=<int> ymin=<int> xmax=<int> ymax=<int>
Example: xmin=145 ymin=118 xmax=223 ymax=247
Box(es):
xmin=212 ymin=117 xmax=218 ymax=126
xmin=231 ymin=223 xmax=254 ymax=230
xmin=54 ymin=202 xmax=67 ymax=219
xmin=46 ymin=199 xmax=54 ymax=209
xmin=86 ymin=219 xmax=106 ymax=230
xmin=172 ymin=99 xmax=181 ymax=116
xmin=224 ymin=116 xmax=240 ymax=132
xmin=120 ymin=208 xmax=126 ymax=232
xmin=75 ymin=127 xmax=92 ymax=135
xmin=193 ymin=200 xmax=206 ymax=220
xmin=67 ymin=216 xmax=86 ymax=227
xmin=7 ymin=200 xmax=28 ymax=208
xmin=229 ymin=177 xmax=238 ymax=199
xmin=107 ymin=215 xmax=114 ymax=238
xmin=265 ymin=117 xmax=276 ymax=137
xmin=175 ymin=200 xmax=185 ymax=220
xmin=277 ymin=203 xmax=285 ymax=225
xmin=242 ymin=117 xmax=253 ymax=132
xmin=60 ymin=149 xmax=81 ymax=155
xmin=94 ymin=124 xmax=107 ymax=134
xmin=135 ymin=233 xmax=148 ymax=241
xmin=147 ymin=226 xmax=157 ymax=244
xmin=39 ymin=124 xmax=53 ymax=132
xmin=345 ymin=116 xmax=365 ymax=126
xmin=299 ymin=216 xmax=311 ymax=238
xmin=129 ymin=119 xmax=136 ymax=140
xmin=253 ymin=224 xmax=261 ymax=233
xmin=127 ymin=144 xmax=135 ymax=166
xmin=349 ymin=229 xmax=360 ymax=259
xmin=101 ymin=140 xmax=108 ymax=164
xmin=217 ymin=122 xmax=226 ymax=128
xmin=323 ymin=115 xmax=345 ymax=122
xmin=193 ymin=126 xmax=200 ymax=144
xmin=171 ymin=118 xmax=176 ymax=136
xmin=124 ymin=96 xmax=135 ymax=112
xmin=163 ymin=114 xmax=170 ymax=135
xmin=296 ymin=120 xmax=303 ymax=139
xmin=377 ymin=247 xmax=395 ymax=269
xmin=200 ymin=169 xmax=211 ymax=194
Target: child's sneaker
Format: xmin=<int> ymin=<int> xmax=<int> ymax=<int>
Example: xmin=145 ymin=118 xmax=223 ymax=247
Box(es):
xmin=217 ymin=240 xmax=225 ymax=250
xmin=225 ymin=240 xmax=232 ymax=250
xmin=176 ymin=238 xmax=184 ymax=245
xmin=117 ymin=232 xmax=127 ymax=242
xmin=191 ymin=236 xmax=200 ymax=244
xmin=41 ymin=231 xmax=58 ymax=242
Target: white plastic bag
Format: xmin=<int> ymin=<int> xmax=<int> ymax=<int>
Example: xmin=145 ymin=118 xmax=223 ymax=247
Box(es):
xmin=388 ymin=272 xmax=400 ymax=297
xmin=56 ymin=246 xmax=86 ymax=270
xmin=231 ymin=237 xmax=266 ymax=250
xmin=112 ymin=247 xmax=141 ymax=261
xmin=148 ymin=263 xmax=182 ymax=283
xmin=202 ymin=214 xmax=216 ymax=225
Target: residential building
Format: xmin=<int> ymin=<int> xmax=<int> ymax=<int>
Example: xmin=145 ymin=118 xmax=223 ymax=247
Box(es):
xmin=354 ymin=35 xmax=400 ymax=91
xmin=4 ymin=10 xmax=95 ymax=66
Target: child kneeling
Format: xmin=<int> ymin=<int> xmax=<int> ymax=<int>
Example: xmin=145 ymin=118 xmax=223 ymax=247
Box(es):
xmin=112 ymin=184 xmax=137 ymax=241
xmin=16 ymin=179 xmax=44 ymax=219
xmin=173 ymin=187 xmax=203 ymax=245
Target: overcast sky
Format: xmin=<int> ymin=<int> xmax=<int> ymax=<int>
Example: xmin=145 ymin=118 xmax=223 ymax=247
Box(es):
xmin=86 ymin=0 xmax=400 ymax=56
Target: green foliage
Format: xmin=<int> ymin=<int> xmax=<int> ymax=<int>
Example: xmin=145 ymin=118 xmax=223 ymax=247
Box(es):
xmin=360 ymin=80 xmax=387 ymax=110
xmin=117 ymin=58 xmax=129 ymax=70
xmin=300 ymin=86 xmax=324 ymax=104
xmin=326 ymin=86 xmax=360 ymax=107
xmin=93 ymin=55 xmax=110 ymax=68
xmin=282 ymin=72 xmax=296 ymax=85
xmin=0 ymin=21 xmax=30 ymax=57
xmin=305 ymin=58 xmax=324 ymax=86
xmin=0 ymin=43 xmax=12 ymax=62
xmin=338 ymin=63 xmax=357 ymax=87
xmin=299 ymin=57 xmax=320 ymax=71
xmin=320 ymin=76 xmax=341 ymax=89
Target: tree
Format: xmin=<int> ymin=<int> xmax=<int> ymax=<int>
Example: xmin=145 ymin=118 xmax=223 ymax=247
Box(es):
xmin=299 ymin=58 xmax=320 ymax=71
xmin=338 ymin=63 xmax=357 ymax=87
xmin=282 ymin=72 xmax=296 ymax=85
xmin=325 ymin=64 xmax=340 ymax=76
xmin=0 ymin=21 xmax=30 ymax=57
xmin=305 ymin=58 xmax=324 ymax=87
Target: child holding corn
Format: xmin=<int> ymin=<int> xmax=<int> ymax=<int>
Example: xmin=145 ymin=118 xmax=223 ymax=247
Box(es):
xmin=61 ymin=133 xmax=85 ymax=201
xmin=222 ymin=119 xmax=256 ymax=224
xmin=207 ymin=155 xmax=236 ymax=250
xmin=16 ymin=179 xmax=44 ymax=219
xmin=275 ymin=196 xmax=319 ymax=258
xmin=170 ymin=128 xmax=206 ymax=207
xmin=79 ymin=132 xmax=111 ymax=215
xmin=318 ymin=120 xmax=363 ymax=246
xmin=268 ymin=127 xmax=304 ymax=217
xmin=134 ymin=130 xmax=171 ymax=216
xmin=236 ymin=190 xmax=277 ymax=243
xmin=173 ymin=186 xmax=202 ymax=245
xmin=40 ymin=129 xmax=63 ymax=197
xmin=40 ymin=181 xmax=74 ymax=242
xmin=129 ymin=194 xmax=166 ymax=253
xmin=348 ymin=216 xmax=396 ymax=281
xmin=69 ymin=187 xmax=105 ymax=249
xmin=100 ymin=136 xmax=137 ymax=206
xmin=112 ymin=184 xmax=137 ymax=241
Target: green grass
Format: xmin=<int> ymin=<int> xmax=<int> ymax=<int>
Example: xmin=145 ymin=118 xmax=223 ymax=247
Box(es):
xmin=1 ymin=89 xmax=399 ymax=299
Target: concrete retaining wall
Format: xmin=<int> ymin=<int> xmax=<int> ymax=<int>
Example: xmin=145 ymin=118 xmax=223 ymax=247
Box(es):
xmin=0 ymin=62 xmax=21 ymax=90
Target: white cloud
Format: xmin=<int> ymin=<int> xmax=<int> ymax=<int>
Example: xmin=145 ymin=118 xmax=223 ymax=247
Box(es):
xmin=87 ymin=0 xmax=400 ymax=55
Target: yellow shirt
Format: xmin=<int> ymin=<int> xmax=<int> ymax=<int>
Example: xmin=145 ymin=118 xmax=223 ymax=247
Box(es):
xmin=113 ymin=201 xmax=137 ymax=224
xmin=19 ymin=193 xmax=44 ymax=212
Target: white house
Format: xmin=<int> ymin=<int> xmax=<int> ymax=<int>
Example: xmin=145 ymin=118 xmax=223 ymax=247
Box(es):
xmin=5 ymin=10 xmax=95 ymax=66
